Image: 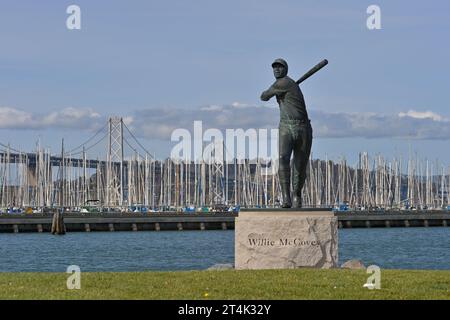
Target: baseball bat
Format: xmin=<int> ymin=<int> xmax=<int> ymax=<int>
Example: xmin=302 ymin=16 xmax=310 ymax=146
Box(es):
xmin=296 ymin=59 xmax=328 ymax=85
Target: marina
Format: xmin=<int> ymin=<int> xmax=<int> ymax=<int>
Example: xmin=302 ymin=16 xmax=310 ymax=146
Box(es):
xmin=1 ymin=118 xmax=449 ymax=214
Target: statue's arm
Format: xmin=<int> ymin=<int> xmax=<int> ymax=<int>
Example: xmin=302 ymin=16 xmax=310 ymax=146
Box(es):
xmin=260 ymin=80 xmax=288 ymax=101
xmin=260 ymin=87 xmax=285 ymax=101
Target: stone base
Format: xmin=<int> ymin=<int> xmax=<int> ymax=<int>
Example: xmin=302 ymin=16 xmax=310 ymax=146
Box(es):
xmin=235 ymin=209 xmax=338 ymax=269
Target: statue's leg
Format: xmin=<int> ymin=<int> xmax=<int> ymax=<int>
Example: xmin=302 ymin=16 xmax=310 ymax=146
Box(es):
xmin=292 ymin=124 xmax=313 ymax=208
xmin=278 ymin=123 xmax=293 ymax=208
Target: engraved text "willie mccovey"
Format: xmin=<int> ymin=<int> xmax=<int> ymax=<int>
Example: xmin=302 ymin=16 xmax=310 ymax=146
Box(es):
xmin=248 ymin=237 xmax=320 ymax=247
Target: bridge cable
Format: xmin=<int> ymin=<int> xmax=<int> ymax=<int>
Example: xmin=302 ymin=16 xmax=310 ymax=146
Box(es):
xmin=67 ymin=131 xmax=109 ymax=157
xmin=122 ymin=123 xmax=154 ymax=159
xmin=64 ymin=123 xmax=108 ymax=156
xmin=0 ymin=142 xmax=23 ymax=154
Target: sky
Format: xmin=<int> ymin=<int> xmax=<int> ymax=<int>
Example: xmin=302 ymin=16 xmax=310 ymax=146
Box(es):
xmin=0 ymin=0 xmax=449 ymax=165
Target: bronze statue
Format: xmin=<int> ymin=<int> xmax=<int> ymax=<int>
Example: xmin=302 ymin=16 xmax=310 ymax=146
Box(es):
xmin=261 ymin=59 xmax=327 ymax=208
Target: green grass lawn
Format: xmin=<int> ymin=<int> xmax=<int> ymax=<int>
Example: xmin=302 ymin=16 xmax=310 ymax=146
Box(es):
xmin=0 ymin=269 xmax=449 ymax=300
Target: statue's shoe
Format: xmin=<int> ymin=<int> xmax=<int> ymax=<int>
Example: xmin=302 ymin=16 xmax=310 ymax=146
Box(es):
xmin=292 ymin=196 xmax=302 ymax=208
xmin=281 ymin=200 xmax=292 ymax=208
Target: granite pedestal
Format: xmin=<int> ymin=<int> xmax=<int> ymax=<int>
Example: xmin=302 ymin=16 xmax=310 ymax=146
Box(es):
xmin=235 ymin=208 xmax=338 ymax=269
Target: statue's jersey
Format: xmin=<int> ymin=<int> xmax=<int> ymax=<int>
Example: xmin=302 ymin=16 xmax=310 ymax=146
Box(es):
xmin=262 ymin=76 xmax=308 ymax=122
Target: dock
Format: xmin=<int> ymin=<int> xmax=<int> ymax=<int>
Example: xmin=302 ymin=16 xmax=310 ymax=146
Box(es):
xmin=0 ymin=210 xmax=449 ymax=233
xmin=335 ymin=210 xmax=450 ymax=228
xmin=0 ymin=213 xmax=236 ymax=233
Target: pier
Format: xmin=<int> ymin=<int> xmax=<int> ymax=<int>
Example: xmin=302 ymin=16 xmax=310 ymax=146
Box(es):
xmin=0 ymin=213 xmax=236 ymax=233
xmin=0 ymin=210 xmax=449 ymax=233
xmin=335 ymin=210 xmax=450 ymax=228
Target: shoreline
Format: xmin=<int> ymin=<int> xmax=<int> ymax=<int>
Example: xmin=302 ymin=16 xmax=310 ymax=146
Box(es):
xmin=1 ymin=210 xmax=449 ymax=233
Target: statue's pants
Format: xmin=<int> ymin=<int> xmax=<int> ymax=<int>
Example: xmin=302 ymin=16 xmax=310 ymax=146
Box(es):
xmin=278 ymin=120 xmax=313 ymax=198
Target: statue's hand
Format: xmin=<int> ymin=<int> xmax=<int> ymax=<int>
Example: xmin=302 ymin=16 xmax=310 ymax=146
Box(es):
xmin=260 ymin=90 xmax=270 ymax=102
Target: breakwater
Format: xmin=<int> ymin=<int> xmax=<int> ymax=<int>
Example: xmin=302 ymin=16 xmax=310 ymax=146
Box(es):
xmin=0 ymin=210 xmax=449 ymax=233
xmin=0 ymin=213 xmax=234 ymax=233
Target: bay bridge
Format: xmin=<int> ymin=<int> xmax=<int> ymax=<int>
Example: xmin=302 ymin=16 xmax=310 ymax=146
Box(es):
xmin=0 ymin=117 xmax=449 ymax=212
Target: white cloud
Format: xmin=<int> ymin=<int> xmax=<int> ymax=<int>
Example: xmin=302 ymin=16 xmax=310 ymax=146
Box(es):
xmin=310 ymin=109 xmax=450 ymax=139
xmin=398 ymin=110 xmax=447 ymax=122
xmin=1 ymin=105 xmax=449 ymax=142
xmin=129 ymin=105 xmax=450 ymax=141
xmin=200 ymin=105 xmax=223 ymax=111
xmin=231 ymin=101 xmax=251 ymax=108
xmin=122 ymin=116 xmax=134 ymax=126
xmin=0 ymin=106 xmax=103 ymax=130
xmin=0 ymin=107 xmax=33 ymax=128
